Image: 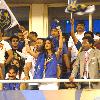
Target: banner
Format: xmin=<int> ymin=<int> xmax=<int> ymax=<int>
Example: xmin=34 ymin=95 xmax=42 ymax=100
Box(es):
xmin=0 ymin=0 xmax=19 ymax=30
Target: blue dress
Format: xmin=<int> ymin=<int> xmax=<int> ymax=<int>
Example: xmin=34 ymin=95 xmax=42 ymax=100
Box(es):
xmin=45 ymin=54 xmax=58 ymax=78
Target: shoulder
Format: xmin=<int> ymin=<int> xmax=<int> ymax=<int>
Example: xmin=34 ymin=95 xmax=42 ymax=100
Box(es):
xmin=1 ymin=40 xmax=11 ymax=47
xmin=94 ymin=48 xmax=100 ymax=54
xmin=92 ymin=48 xmax=100 ymax=53
xmin=1 ymin=40 xmax=9 ymax=44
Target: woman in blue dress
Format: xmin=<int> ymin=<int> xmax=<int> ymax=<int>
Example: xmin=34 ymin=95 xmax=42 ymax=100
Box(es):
xmin=39 ymin=28 xmax=63 ymax=90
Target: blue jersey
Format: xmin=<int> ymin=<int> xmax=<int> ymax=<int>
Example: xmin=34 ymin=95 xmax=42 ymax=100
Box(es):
xmin=48 ymin=36 xmax=68 ymax=66
xmin=3 ymin=79 xmax=20 ymax=90
xmin=33 ymin=53 xmax=45 ymax=79
xmin=45 ymin=54 xmax=58 ymax=78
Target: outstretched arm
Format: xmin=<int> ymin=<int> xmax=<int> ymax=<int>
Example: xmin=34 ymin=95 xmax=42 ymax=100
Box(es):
xmin=70 ymin=19 xmax=78 ymax=44
xmin=56 ymin=28 xmax=63 ymax=59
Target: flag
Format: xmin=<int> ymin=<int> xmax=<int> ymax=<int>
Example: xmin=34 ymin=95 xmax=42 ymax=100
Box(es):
xmin=65 ymin=2 xmax=95 ymax=16
xmin=0 ymin=0 xmax=19 ymax=30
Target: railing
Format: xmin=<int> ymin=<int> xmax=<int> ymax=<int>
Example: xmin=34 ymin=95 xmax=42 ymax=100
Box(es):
xmin=0 ymin=79 xmax=100 ymax=83
xmin=0 ymin=79 xmax=100 ymax=89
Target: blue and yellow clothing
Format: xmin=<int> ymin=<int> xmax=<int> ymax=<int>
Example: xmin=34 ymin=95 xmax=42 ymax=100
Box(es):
xmin=3 ymin=79 xmax=20 ymax=90
xmin=49 ymin=36 xmax=68 ymax=66
xmin=45 ymin=54 xmax=58 ymax=78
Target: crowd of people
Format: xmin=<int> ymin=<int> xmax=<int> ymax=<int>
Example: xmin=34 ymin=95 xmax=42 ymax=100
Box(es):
xmin=0 ymin=19 xmax=100 ymax=90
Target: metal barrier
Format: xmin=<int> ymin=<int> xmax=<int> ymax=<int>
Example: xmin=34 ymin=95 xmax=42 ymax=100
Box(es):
xmin=0 ymin=79 xmax=100 ymax=83
xmin=0 ymin=79 xmax=100 ymax=89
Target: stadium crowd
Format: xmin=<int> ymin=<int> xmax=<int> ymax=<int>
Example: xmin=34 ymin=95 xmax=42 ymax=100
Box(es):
xmin=0 ymin=19 xmax=100 ymax=90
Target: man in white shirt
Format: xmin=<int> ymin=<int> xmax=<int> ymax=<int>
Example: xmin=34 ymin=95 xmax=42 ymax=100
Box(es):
xmin=68 ymin=21 xmax=85 ymax=64
xmin=69 ymin=20 xmax=100 ymax=65
xmin=0 ymin=32 xmax=13 ymax=79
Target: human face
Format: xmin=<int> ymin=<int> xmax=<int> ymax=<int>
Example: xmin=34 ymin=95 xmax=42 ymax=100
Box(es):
xmin=84 ymin=34 xmax=92 ymax=37
xmin=51 ymin=29 xmax=59 ymax=37
xmin=35 ymin=39 xmax=44 ymax=51
xmin=82 ymin=39 xmax=92 ymax=51
xmin=18 ymin=32 xmax=24 ymax=41
xmin=29 ymin=33 xmax=37 ymax=42
xmin=45 ymin=40 xmax=52 ymax=50
xmin=11 ymin=38 xmax=19 ymax=47
xmin=8 ymin=69 xmax=17 ymax=80
xmin=76 ymin=24 xmax=85 ymax=33
xmin=12 ymin=59 xmax=20 ymax=68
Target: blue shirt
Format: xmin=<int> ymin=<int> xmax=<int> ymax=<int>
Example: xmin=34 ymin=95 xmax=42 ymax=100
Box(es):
xmin=34 ymin=53 xmax=45 ymax=79
xmin=18 ymin=40 xmax=25 ymax=50
xmin=3 ymin=79 xmax=20 ymax=90
xmin=49 ymin=36 xmax=68 ymax=66
xmin=45 ymin=54 xmax=58 ymax=78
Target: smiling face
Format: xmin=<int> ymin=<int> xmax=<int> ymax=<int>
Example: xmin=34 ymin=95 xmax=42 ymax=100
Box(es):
xmin=45 ymin=40 xmax=52 ymax=50
xmin=11 ymin=38 xmax=19 ymax=48
xmin=8 ymin=69 xmax=17 ymax=80
xmin=51 ymin=29 xmax=59 ymax=37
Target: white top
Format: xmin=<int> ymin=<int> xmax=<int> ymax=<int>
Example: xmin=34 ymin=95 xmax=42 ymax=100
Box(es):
xmin=22 ymin=46 xmax=36 ymax=85
xmin=94 ymin=34 xmax=100 ymax=40
xmin=68 ymin=32 xmax=99 ymax=62
xmin=68 ymin=32 xmax=85 ymax=62
xmin=0 ymin=40 xmax=12 ymax=63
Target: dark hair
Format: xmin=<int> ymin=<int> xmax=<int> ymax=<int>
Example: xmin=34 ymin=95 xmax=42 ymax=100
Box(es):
xmin=30 ymin=31 xmax=38 ymax=37
xmin=95 ymin=32 xmax=100 ymax=36
xmin=7 ymin=65 xmax=18 ymax=74
xmin=77 ymin=21 xmax=85 ymax=26
xmin=10 ymin=35 xmax=19 ymax=42
xmin=45 ymin=38 xmax=55 ymax=54
xmin=36 ymin=38 xmax=45 ymax=52
xmin=11 ymin=58 xmax=23 ymax=79
xmin=82 ymin=36 xmax=94 ymax=45
xmin=84 ymin=31 xmax=94 ymax=38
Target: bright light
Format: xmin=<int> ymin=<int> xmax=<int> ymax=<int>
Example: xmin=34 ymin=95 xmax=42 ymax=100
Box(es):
xmin=67 ymin=20 xmax=69 ymax=24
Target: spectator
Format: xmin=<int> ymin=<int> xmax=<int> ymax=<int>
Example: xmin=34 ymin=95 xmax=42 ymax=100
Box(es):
xmin=0 ymin=31 xmax=13 ymax=79
xmin=69 ymin=36 xmax=100 ymax=89
xmin=28 ymin=31 xmax=38 ymax=46
xmin=23 ymin=37 xmax=45 ymax=90
xmin=2 ymin=65 xmax=27 ymax=90
xmin=68 ymin=20 xmax=85 ymax=65
xmin=39 ymin=28 xmax=63 ymax=90
xmin=50 ymin=27 xmax=70 ymax=89
xmin=7 ymin=35 xmax=25 ymax=76
xmin=18 ymin=30 xmax=25 ymax=50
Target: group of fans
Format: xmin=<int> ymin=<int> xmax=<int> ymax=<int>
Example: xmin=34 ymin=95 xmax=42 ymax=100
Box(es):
xmin=0 ymin=19 xmax=100 ymax=90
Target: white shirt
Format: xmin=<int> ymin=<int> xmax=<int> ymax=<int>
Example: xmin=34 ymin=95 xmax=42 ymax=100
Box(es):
xmin=22 ymin=46 xmax=36 ymax=76
xmin=94 ymin=34 xmax=100 ymax=40
xmin=22 ymin=46 xmax=36 ymax=85
xmin=0 ymin=40 xmax=12 ymax=63
xmin=68 ymin=31 xmax=85 ymax=62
